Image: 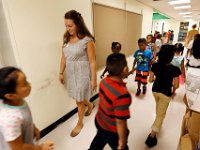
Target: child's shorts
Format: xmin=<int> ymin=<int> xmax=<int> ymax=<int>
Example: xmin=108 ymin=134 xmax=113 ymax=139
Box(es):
xmin=135 ymin=70 xmax=149 ymax=84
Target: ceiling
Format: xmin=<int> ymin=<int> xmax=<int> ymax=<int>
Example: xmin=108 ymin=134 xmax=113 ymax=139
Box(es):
xmin=136 ymin=0 xmax=200 ymax=21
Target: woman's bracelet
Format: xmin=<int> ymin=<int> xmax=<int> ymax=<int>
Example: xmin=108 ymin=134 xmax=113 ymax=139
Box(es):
xmin=60 ymin=72 xmax=63 ymax=75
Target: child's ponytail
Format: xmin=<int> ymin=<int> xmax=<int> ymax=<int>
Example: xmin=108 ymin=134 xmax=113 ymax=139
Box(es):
xmin=174 ymin=43 xmax=184 ymax=55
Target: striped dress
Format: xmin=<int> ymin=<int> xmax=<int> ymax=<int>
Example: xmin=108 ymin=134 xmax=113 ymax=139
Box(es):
xmin=95 ymin=76 xmax=132 ymax=132
xmin=63 ymin=36 xmax=93 ymax=102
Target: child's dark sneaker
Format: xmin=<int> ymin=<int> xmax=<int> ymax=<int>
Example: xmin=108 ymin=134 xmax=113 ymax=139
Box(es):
xmin=143 ymin=86 xmax=147 ymax=94
xmin=145 ymin=134 xmax=157 ymax=148
xmin=135 ymin=89 xmax=141 ymax=96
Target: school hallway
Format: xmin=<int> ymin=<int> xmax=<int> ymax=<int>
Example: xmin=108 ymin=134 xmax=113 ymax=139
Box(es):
xmin=41 ymin=57 xmax=186 ymax=150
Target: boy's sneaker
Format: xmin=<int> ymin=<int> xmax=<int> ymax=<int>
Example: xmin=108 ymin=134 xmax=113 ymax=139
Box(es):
xmin=135 ymin=89 xmax=141 ymax=96
xmin=145 ymin=134 xmax=158 ymax=148
xmin=143 ymin=86 xmax=147 ymax=94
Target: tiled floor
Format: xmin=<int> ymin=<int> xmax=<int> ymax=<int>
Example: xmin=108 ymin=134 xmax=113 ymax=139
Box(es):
xmin=41 ymin=57 xmax=186 ymax=150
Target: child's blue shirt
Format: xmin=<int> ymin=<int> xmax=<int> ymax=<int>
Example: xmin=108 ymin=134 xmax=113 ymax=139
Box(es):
xmin=133 ymin=49 xmax=153 ymax=71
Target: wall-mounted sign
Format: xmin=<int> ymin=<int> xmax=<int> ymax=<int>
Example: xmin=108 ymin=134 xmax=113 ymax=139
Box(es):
xmin=178 ymin=22 xmax=189 ymax=42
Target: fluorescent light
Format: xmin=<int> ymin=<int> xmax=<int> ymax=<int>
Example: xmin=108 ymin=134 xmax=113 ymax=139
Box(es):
xmin=179 ymin=12 xmax=192 ymax=15
xmin=174 ymin=5 xmax=191 ymax=9
xmin=184 ymin=19 xmax=192 ymax=21
xmin=168 ymin=0 xmax=190 ymax=5
xmin=182 ymin=15 xmax=192 ymax=18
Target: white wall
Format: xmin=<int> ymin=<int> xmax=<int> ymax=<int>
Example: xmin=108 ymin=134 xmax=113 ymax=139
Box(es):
xmin=186 ymin=19 xmax=199 ymax=31
xmin=1 ymin=0 xmax=153 ymax=130
xmin=0 ymin=0 xmax=17 ymax=67
xmin=152 ymin=19 xmax=200 ymax=44
xmin=152 ymin=19 xmax=180 ymax=43
xmin=1 ymin=0 xmax=93 ymax=130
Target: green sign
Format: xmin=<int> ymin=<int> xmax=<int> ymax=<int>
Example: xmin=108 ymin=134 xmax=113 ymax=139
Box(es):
xmin=153 ymin=12 xmax=170 ymax=20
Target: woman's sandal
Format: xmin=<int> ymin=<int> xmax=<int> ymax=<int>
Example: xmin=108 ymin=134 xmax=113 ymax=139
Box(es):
xmin=85 ymin=104 xmax=95 ymax=116
xmin=70 ymin=124 xmax=84 ymax=137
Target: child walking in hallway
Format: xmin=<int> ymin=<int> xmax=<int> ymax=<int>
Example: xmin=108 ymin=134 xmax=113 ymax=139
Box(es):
xmin=100 ymin=41 xmax=122 ymax=79
xmin=171 ymin=43 xmax=186 ymax=85
xmin=89 ymin=53 xmax=132 ymax=150
xmin=0 ymin=67 xmax=54 ymax=150
xmin=155 ymin=33 xmax=162 ymax=56
xmin=145 ymin=45 xmax=181 ymax=148
xmin=131 ymin=38 xmax=153 ymax=96
xmin=146 ymin=34 xmax=156 ymax=63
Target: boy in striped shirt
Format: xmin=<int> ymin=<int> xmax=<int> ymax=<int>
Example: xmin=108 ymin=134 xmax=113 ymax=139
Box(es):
xmin=89 ymin=53 xmax=132 ymax=150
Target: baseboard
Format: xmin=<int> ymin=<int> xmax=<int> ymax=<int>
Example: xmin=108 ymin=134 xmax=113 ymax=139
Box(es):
xmin=40 ymin=94 xmax=99 ymax=138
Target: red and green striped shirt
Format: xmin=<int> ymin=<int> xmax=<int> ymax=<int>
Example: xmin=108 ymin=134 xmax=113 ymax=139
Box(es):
xmin=96 ymin=76 xmax=132 ymax=133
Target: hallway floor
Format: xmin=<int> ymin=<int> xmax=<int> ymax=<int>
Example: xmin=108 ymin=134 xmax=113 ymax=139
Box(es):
xmin=41 ymin=57 xmax=186 ymax=150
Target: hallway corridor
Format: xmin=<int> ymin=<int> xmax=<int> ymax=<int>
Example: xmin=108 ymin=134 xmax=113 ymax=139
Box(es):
xmin=41 ymin=57 xmax=186 ymax=150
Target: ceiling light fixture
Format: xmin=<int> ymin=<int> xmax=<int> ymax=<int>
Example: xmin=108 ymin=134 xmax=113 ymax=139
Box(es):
xmin=168 ymin=0 xmax=190 ymax=5
xmin=179 ymin=12 xmax=192 ymax=15
xmin=184 ymin=19 xmax=192 ymax=21
xmin=174 ymin=5 xmax=191 ymax=10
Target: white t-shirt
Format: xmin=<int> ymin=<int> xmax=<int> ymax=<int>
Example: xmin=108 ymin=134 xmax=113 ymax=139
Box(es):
xmin=188 ymin=55 xmax=200 ymax=67
xmin=0 ymin=100 xmax=34 ymax=150
xmin=155 ymin=39 xmax=162 ymax=53
xmin=185 ymin=58 xmax=200 ymax=112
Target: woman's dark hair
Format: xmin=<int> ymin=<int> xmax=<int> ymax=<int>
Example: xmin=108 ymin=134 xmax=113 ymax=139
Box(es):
xmin=138 ymin=38 xmax=147 ymax=44
xmin=0 ymin=67 xmax=21 ymax=101
xmin=146 ymin=34 xmax=154 ymax=43
xmin=174 ymin=43 xmax=184 ymax=54
xmin=106 ymin=53 xmax=127 ymax=76
xmin=157 ymin=34 xmax=162 ymax=39
xmin=163 ymin=32 xmax=167 ymax=37
xmin=158 ymin=45 xmax=175 ymax=65
xmin=192 ymin=34 xmax=200 ymax=59
xmin=111 ymin=42 xmax=122 ymax=53
xmin=63 ymin=10 xmax=94 ymax=45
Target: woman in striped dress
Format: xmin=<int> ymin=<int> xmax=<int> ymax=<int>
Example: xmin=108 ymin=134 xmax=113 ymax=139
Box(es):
xmin=59 ymin=10 xmax=97 ymax=137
